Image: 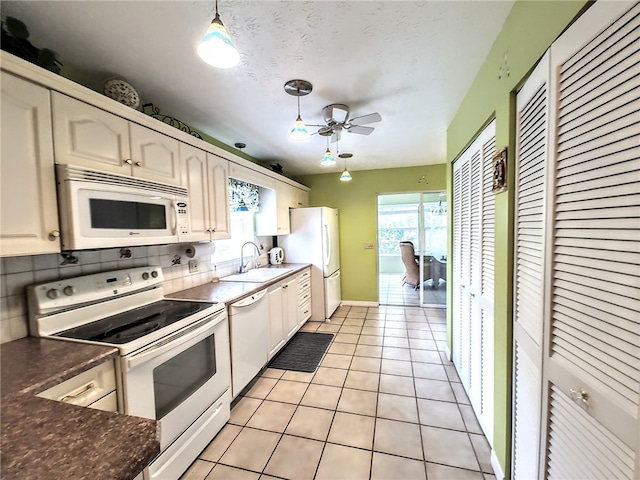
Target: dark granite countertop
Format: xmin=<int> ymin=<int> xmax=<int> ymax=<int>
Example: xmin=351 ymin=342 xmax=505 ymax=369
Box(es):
xmin=1 ymin=337 xmax=160 ymax=480
xmin=168 ymin=263 xmax=311 ymax=304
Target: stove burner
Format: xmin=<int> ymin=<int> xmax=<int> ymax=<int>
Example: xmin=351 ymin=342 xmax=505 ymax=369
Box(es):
xmin=55 ymin=300 xmax=215 ymax=344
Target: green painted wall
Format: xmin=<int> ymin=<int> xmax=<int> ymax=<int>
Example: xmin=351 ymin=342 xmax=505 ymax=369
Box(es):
xmin=445 ymin=1 xmax=589 ymax=477
xmin=295 ymin=164 xmax=446 ymax=303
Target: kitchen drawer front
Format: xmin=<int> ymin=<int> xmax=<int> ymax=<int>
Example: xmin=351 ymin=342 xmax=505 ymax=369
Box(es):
xmin=299 ymin=299 xmax=311 ymax=323
xmin=297 ymin=269 xmax=311 ymax=288
xmin=297 ymin=268 xmax=311 ymax=308
xmin=88 ymin=391 xmax=118 ymax=412
xmin=37 ymin=360 xmax=116 ymax=408
xmin=298 ymin=284 xmax=311 ymax=308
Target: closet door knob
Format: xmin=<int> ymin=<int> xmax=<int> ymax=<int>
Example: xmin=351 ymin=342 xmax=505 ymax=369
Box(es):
xmin=124 ymin=159 xmax=133 ymax=165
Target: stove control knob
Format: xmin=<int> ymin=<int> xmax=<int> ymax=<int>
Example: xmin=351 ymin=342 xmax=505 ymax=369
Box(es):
xmin=142 ymin=272 xmax=150 ymax=280
xmin=151 ymin=270 xmax=159 ymax=278
xmin=63 ymin=286 xmax=76 ymax=296
xmin=46 ymin=288 xmax=60 ymax=299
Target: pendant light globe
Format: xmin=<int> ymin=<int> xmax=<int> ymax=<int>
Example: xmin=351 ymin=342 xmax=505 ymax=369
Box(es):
xmin=339 ymin=169 xmax=352 ymax=181
xmin=321 ymin=148 xmax=336 ymax=166
xmin=197 ymin=5 xmax=240 ymax=69
xmin=289 ymin=116 xmax=310 ymax=141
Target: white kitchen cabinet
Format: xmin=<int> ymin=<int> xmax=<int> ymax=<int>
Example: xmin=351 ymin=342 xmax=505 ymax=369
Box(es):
xmin=267 ymin=284 xmax=285 ymax=358
xmin=52 ymin=93 xmax=181 ymax=186
xmin=257 ymin=180 xmax=302 ymax=236
xmin=275 ymin=181 xmax=294 ymax=235
xmin=268 ymin=275 xmax=299 ymax=359
xmin=37 ymin=359 xmax=117 ymax=412
xmin=206 ymin=153 xmax=231 ymax=239
xmin=129 ymin=123 xmax=180 ymax=186
xmin=294 ymin=187 xmax=309 ymax=208
xmin=180 ymin=144 xmax=231 ymax=241
xmin=0 ymin=72 xmax=61 ymax=257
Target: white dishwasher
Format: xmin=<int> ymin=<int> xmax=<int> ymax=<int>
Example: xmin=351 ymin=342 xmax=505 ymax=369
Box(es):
xmin=228 ymin=289 xmax=269 ymax=397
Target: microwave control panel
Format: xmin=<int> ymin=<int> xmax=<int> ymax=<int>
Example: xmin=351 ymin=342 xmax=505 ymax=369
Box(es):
xmin=176 ymin=201 xmax=189 ymax=235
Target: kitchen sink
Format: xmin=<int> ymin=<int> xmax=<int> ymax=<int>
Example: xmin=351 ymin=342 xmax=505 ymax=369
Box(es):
xmin=220 ymin=267 xmax=295 ymax=283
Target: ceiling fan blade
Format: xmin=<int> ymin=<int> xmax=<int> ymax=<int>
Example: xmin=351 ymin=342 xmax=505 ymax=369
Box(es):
xmin=347 ymin=125 xmax=375 ymax=135
xmin=349 ymin=112 xmax=382 ymax=126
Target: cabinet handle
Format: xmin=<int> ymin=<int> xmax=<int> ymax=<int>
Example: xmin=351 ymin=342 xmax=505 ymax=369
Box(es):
xmin=211 ymin=228 xmax=216 ymax=232
xmin=135 ymin=161 xmax=142 ymax=167
xmin=283 ymin=285 xmax=288 ymax=289
xmin=49 ymin=230 xmax=61 ymax=239
xmin=124 ymin=159 xmax=133 ymax=165
xmin=61 ymin=382 xmax=95 ymax=403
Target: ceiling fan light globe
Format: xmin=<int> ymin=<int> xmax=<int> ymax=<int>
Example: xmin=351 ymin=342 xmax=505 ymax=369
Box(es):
xmin=197 ymin=17 xmax=240 ymax=68
xmin=289 ymin=116 xmax=311 ymax=141
xmin=340 ymin=169 xmax=352 ymax=181
xmin=321 ymin=149 xmax=336 ymax=166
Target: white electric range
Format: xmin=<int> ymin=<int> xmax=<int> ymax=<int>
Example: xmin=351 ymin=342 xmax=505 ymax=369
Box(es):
xmin=27 ymin=267 xmax=231 ymax=480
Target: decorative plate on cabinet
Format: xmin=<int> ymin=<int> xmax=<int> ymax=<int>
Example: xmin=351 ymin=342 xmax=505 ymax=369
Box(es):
xmin=103 ymin=77 xmax=140 ymax=109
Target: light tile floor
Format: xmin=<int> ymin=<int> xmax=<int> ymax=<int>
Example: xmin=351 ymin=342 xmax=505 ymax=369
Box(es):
xmin=181 ymin=305 xmax=494 ymax=480
xmin=379 ymin=273 xmax=446 ymax=307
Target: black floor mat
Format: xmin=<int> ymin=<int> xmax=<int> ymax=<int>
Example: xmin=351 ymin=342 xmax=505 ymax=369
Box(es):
xmin=268 ymin=332 xmax=334 ymax=373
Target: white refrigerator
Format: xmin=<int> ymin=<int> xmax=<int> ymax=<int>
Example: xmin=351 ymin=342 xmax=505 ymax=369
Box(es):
xmin=279 ymin=207 xmax=341 ymax=321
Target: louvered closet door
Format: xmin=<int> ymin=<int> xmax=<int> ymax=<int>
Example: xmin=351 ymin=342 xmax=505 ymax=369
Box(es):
xmin=452 ymin=120 xmax=496 ymax=444
xmin=453 ymin=154 xmax=471 ymax=388
xmin=544 ymin=3 xmax=640 ymax=479
xmin=511 ymin=51 xmax=550 ymax=480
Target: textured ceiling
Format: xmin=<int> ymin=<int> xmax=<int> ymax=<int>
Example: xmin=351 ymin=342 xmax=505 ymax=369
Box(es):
xmin=1 ymin=1 xmax=513 ymax=177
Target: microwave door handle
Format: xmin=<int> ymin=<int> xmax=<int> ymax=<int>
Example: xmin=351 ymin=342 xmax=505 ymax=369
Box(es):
xmin=171 ymin=200 xmax=179 ymax=235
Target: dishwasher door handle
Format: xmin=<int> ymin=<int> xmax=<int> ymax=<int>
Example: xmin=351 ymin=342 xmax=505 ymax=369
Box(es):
xmin=231 ymin=289 xmax=267 ymax=308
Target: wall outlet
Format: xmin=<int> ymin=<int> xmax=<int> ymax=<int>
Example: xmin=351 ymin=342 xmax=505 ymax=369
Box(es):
xmin=188 ymin=259 xmax=199 ymax=273
xmin=363 ymin=242 xmax=375 ymax=249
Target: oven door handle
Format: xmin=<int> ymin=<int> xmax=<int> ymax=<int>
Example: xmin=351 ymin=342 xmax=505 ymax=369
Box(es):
xmin=125 ymin=312 xmax=224 ymax=371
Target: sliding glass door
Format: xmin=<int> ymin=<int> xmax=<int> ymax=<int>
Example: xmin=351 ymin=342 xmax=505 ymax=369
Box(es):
xmin=377 ymin=192 xmax=447 ymax=308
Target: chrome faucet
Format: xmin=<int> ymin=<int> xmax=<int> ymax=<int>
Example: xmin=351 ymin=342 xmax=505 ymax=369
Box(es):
xmin=239 ymin=241 xmax=262 ymax=273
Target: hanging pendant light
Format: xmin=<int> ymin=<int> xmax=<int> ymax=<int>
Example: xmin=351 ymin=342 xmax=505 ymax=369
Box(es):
xmin=339 ymin=152 xmax=353 ymax=181
xmin=321 ymin=136 xmax=336 ymax=166
xmin=197 ymin=0 xmax=240 ymax=69
xmin=284 ymin=79 xmax=312 ymax=141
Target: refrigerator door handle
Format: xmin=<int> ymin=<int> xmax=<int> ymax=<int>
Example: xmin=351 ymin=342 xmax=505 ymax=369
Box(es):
xmin=329 ymin=270 xmax=340 ymax=280
xmin=323 ymin=223 xmax=331 ymax=269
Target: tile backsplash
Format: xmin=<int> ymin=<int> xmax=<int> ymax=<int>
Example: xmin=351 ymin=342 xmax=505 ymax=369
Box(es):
xmin=0 ymin=240 xmax=271 ymax=344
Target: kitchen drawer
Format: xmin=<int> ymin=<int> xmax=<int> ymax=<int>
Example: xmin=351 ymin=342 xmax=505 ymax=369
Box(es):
xmin=298 ymin=285 xmax=311 ymax=307
xmin=297 ymin=269 xmax=311 ymax=287
xmin=299 ymin=300 xmax=311 ymax=323
xmin=37 ymin=360 xmax=116 ymax=409
xmin=89 ymin=391 xmax=118 ymax=412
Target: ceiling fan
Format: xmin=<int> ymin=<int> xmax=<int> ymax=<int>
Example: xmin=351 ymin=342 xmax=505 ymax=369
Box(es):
xmin=310 ymin=104 xmax=382 ymax=140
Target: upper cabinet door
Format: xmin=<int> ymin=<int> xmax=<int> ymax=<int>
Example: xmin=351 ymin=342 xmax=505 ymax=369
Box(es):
xmin=207 ymin=154 xmax=230 ymax=239
xmin=52 ymin=92 xmax=131 ymax=175
xmin=180 ymin=143 xmax=210 ymax=242
xmin=1 ymin=73 xmax=60 ymax=256
xmin=129 ymin=123 xmax=181 ymax=186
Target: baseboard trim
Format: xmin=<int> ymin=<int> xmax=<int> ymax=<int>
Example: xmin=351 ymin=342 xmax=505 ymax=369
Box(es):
xmin=443 ymin=343 xmax=452 ymax=362
xmin=490 ymin=449 xmax=505 ymax=480
xmin=340 ymin=301 xmax=379 ymax=307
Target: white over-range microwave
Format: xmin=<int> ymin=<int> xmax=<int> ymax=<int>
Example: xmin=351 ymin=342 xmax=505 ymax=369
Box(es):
xmin=56 ymin=164 xmax=191 ymax=250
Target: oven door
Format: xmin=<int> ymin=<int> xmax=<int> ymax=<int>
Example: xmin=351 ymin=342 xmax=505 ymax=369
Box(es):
xmin=120 ymin=307 xmax=230 ymax=449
